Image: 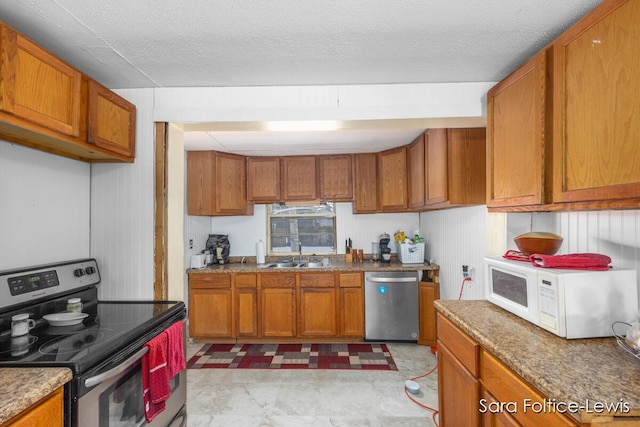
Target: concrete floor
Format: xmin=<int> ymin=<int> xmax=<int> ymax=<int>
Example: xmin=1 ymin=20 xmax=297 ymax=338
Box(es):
xmin=186 ymin=342 xmax=439 ymax=426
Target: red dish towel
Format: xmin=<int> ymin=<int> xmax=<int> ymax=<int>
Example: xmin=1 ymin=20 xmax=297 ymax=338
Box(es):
xmin=502 ymin=250 xmax=530 ymax=262
xmin=142 ymin=332 xmax=170 ymax=422
xmin=529 ymin=253 xmax=612 ymax=270
xmin=166 ymin=320 xmax=185 ymax=379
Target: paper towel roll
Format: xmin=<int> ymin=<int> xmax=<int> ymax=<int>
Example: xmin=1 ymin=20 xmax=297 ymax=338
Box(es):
xmin=256 ymin=240 xmax=266 ymax=264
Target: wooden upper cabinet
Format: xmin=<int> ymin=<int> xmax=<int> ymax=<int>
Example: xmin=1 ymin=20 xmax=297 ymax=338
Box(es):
xmin=87 ymin=79 xmax=136 ymax=160
xmin=282 ymin=156 xmax=318 ymax=201
xmin=425 ymin=128 xmax=486 ymax=209
xmin=408 ymin=133 xmax=426 ymax=210
xmin=187 ymin=150 xmax=252 ymax=216
xmin=553 ymin=0 xmax=640 ymax=205
xmin=0 ymin=22 xmax=135 ymax=163
xmin=0 ymin=23 xmax=81 ymax=137
xmin=425 ymin=128 xmax=448 ymax=205
xmin=318 ymin=154 xmax=353 ymax=200
xmin=487 ymin=50 xmax=551 ymax=208
xmin=247 ymin=157 xmax=281 ymax=202
xmin=378 ymin=146 xmax=408 ymax=211
xmin=353 ymin=153 xmax=378 ymax=213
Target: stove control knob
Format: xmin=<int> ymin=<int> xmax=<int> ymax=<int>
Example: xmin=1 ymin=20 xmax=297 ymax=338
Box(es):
xmin=85 ymin=266 xmax=96 ymax=275
xmin=74 ymin=268 xmax=86 ymax=277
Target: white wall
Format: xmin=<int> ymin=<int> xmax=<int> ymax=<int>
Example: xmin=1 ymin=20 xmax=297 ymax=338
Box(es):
xmin=425 ymin=207 xmax=640 ymax=303
xmin=419 ymin=206 xmax=488 ymax=300
xmin=0 ymin=141 xmax=90 ymax=270
xmin=91 ymin=88 xmax=155 ymax=300
xmin=197 ymin=203 xmax=419 ymax=258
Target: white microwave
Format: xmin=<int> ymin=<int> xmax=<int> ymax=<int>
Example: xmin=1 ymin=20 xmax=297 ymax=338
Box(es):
xmin=484 ymin=256 xmax=638 ymax=339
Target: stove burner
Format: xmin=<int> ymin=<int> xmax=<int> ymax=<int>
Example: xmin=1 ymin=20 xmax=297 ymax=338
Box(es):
xmin=0 ymin=335 xmax=38 ymax=357
xmin=39 ymin=329 xmax=107 ymax=355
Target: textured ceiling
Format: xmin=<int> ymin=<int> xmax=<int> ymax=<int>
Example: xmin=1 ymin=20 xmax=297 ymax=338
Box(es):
xmin=0 ymin=0 xmax=602 ymax=154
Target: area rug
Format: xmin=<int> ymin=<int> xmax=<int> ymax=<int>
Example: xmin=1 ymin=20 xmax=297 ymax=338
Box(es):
xmin=187 ymin=343 xmax=397 ymax=370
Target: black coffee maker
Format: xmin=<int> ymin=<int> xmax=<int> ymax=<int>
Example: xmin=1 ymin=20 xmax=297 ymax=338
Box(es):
xmin=379 ymin=233 xmax=391 ymax=263
xmin=206 ymin=234 xmax=230 ymax=264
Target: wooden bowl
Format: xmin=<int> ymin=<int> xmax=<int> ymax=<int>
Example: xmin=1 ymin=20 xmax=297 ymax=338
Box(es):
xmin=514 ymin=232 xmax=563 ymax=256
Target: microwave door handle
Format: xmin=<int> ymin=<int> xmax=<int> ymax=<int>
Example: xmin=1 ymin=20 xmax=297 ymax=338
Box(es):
xmin=367 ymin=277 xmax=416 ymax=283
xmin=84 ymin=347 xmax=148 ymax=388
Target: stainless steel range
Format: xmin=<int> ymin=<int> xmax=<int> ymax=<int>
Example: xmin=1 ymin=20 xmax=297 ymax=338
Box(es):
xmin=0 ymin=259 xmax=187 ymax=426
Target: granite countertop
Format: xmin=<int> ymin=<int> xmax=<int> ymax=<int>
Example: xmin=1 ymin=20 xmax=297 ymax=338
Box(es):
xmin=187 ymin=259 xmax=438 ymax=274
xmin=0 ymin=367 xmax=72 ymax=424
xmin=435 ymin=300 xmax=640 ymax=424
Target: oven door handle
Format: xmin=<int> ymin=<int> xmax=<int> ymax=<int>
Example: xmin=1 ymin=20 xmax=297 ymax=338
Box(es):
xmin=84 ymin=347 xmax=148 ymax=388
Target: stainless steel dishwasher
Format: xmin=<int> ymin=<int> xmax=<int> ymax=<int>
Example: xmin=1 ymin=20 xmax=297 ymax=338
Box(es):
xmin=364 ymin=271 xmax=420 ymax=341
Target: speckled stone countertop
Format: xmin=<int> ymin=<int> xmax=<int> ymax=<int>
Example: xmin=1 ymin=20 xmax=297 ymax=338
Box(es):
xmin=187 ymin=259 xmax=438 ymax=274
xmin=0 ymin=367 xmax=72 ymax=424
xmin=435 ymin=300 xmax=640 ymax=424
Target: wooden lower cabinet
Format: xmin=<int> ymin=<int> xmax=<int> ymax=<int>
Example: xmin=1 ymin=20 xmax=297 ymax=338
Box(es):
xmin=418 ymin=281 xmax=439 ymax=345
xmin=2 ymin=387 xmax=63 ymax=427
xmin=260 ymin=273 xmax=297 ymax=338
xmin=437 ymin=311 xmax=579 ymax=427
xmin=299 ymin=288 xmax=337 ymax=336
xmin=437 ymin=313 xmax=481 ymax=427
xmin=235 ymin=273 xmax=258 ymax=337
xmin=338 ymin=272 xmax=364 ymax=337
xmin=188 ymin=274 xmax=233 ymax=338
xmin=481 ymin=389 xmax=521 ymax=427
xmin=261 ymin=288 xmax=296 ymax=337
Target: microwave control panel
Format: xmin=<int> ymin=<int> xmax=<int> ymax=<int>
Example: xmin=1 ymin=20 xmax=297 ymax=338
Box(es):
xmin=537 ymin=276 xmax=563 ymax=336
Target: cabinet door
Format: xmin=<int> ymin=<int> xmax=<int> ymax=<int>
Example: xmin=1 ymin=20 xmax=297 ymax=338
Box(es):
xmin=481 ymin=390 xmax=521 ymax=427
xmin=87 ymin=80 xmax=136 ymax=160
xmin=339 ymin=287 xmax=364 ymax=337
xmin=187 ymin=151 xmax=215 ymax=215
xmin=353 ymin=153 xmax=378 ymax=213
xmin=318 ymin=155 xmax=353 ymax=200
xmin=408 ymin=133 xmax=426 ymax=210
xmin=481 ymin=350 xmax=577 ymax=426
xmin=553 ymin=0 xmax=640 ymax=204
xmin=189 ymin=288 xmax=233 ymax=338
xmin=5 ymin=387 xmax=64 ymax=427
xmin=487 ymin=51 xmax=549 ymax=208
xmin=0 ymin=24 xmax=81 ymax=137
xmin=235 ymin=273 xmax=258 ymax=337
xmin=247 ymin=156 xmax=281 ymax=202
xmin=282 ymin=156 xmax=317 ymax=201
xmin=418 ymin=282 xmax=439 ymax=346
xmin=425 ymin=128 xmax=447 ymax=205
xmin=437 ymin=341 xmax=481 ymax=427
xmin=215 ymin=151 xmax=250 ymax=214
xmin=261 ymin=288 xmax=296 ymax=337
xmin=299 ymin=288 xmax=337 ymax=336
xmin=378 ymin=146 xmax=408 ymax=211
xmin=447 ymin=128 xmax=487 ymax=206
xmin=235 ymin=288 xmax=258 ymax=337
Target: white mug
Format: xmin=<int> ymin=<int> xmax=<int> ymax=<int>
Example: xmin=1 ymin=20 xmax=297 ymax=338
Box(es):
xmin=11 ymin=313 xmax=35 ymax=337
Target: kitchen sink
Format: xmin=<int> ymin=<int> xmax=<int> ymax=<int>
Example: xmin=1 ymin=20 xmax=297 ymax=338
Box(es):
xmin=259 ymin=261 xmax=325 ymax=269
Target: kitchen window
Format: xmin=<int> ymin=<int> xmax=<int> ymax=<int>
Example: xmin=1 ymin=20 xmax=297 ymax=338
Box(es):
xmin=267 ymin=203 xmax=336 ymax=255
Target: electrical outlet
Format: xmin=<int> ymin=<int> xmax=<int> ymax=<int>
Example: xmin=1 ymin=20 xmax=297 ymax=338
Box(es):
xmin=462 ymin=265 xmax=474 ymax=282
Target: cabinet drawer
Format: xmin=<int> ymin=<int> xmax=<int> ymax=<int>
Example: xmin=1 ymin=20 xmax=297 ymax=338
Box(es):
xmin=189 ymin=273 xmax=231 ymax=288
xmin=338 ymin=272 xmax=362 ymax=288
xmin=481 ymin=350 xmax=577 ymax=427
xmin=437 ymin=313 xmax=479 ymax=376
xmin=235 ymin=273 xmax=257 ymax=288
xmin=300 ymin=273 xmax=335 ymax=288
xmin=261 ymin=273 xmax=296 ymax=288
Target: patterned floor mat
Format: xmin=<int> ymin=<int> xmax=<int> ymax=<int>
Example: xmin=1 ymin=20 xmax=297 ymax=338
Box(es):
xmin=187 ymin=343 xmax=398 ymax=370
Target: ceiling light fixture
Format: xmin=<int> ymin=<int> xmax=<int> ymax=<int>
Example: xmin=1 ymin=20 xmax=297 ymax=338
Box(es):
xmin=265 ymin=120 xmax=341 ymax=132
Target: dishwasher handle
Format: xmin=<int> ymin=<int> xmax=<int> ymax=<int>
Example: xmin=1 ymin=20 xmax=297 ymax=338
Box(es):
xmin=85 ymin=347 xmax=148 ymax=388
xmin=367 ymin=277 xmax=417 ymax=283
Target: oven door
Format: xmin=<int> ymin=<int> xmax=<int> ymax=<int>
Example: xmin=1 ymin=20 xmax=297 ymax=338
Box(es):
xmin=77 ymin=345 xmax=186 ymax=427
